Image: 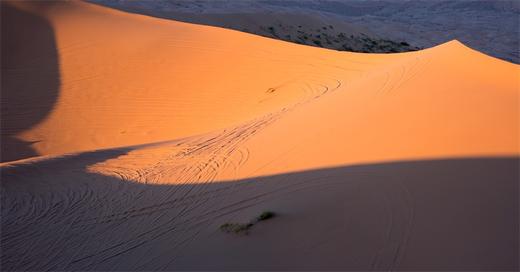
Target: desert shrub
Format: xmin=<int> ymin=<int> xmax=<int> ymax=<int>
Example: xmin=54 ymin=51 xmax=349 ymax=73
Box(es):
xmin=257 ymin=211 xmax=275 ymax=221
xmin=220 ymin=222 xmax=253 ymax=234
xmin=342 ymin=44 xmax=353 ymax=51
xmin=220 ymin=211 xmax=276 ymax=235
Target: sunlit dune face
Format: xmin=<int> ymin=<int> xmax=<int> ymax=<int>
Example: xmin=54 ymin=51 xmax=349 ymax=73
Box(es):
xmin=5 ymin=0 xmax=391 ymax=162
xmin=87 ymin=40 xmax=519 ymax=184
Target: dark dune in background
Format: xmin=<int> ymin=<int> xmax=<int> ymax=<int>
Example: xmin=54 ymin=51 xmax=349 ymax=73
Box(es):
xmin=89 ymin=0 xmax=420 ymax=53
xmin=91 ymin=0 xmax=520 ymax=63
xmin=0 ymin=2 xmax=61 ymax=162
xmin=2 ymin=157 xmax=518 ymax=270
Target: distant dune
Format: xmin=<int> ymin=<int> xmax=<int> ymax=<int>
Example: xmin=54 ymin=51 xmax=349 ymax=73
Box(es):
xmin=91 ymin=0 xmax=520 ymax=63
xmin=1 ymin=1 xmax=518 ymax=271
xmin=89 ymin=1 xmax=419 ymax=53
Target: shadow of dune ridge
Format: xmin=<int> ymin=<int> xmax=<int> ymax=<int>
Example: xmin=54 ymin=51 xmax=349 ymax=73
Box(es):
xmin=1 ymin=2 xmax=61 ymax=162
xmin=1 ymin=156 xmax=518 ymax=271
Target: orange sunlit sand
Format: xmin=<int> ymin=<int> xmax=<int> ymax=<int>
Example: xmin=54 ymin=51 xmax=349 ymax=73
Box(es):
xmin=1 ymin=1 xmax=518 ymax=270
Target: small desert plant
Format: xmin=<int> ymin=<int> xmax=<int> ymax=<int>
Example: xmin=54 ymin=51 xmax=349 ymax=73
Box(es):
xmin=220 ymin=211 xmax=276 ymax=235
xmin=257 ymin=211 xmax=275 ymax=221
xmin=219 ymin=222 xmax=253 ymax=234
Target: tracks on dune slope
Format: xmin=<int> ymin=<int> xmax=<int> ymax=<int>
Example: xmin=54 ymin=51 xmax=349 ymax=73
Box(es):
xmin=1 ymin=75 xmax=347 ymax=270
xmin=1 ymin=53 xmax=431 ymax=270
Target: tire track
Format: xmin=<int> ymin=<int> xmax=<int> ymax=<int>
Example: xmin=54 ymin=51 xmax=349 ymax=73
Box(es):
xmin=1 ymin=74 xmax=345 ymax=270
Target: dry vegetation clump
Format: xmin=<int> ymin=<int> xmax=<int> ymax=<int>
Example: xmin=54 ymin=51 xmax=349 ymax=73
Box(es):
xmin=220 ymin=211 xmax=276 ymax=235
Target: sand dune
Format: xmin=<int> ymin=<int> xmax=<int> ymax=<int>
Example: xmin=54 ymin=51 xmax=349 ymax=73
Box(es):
xmin=2 ymin=0 xmax=399 ymax=162
xmin=1 ymin=1 xmax=518 ymax=270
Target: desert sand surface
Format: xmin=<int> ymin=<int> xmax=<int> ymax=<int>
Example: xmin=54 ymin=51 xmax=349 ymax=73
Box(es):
xmin=1 ymin=1 xmax=519 ymax=271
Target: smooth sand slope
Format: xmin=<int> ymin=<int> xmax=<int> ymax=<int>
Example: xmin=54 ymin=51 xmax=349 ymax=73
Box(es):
xmin=1 ymin=1 xmax=519 ymax=271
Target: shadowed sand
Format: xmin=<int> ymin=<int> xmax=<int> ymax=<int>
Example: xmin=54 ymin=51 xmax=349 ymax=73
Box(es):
xmin=1 ymin=156 xmax=518 ymax=270
xmin=1 ymin=2 xmax=60 ymax=162
xmin=1 ymin=1 xmax=519 ymax=271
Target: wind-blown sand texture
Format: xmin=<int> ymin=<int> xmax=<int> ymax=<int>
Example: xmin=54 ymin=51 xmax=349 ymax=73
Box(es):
xmin=1 ymin=1 xmax=519 ymax=271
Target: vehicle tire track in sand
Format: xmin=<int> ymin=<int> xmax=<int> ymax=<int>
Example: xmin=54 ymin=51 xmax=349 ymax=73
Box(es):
xmin=82 ymin=76 xmax=342 ymax=225
xmin=1 ymin=74 xmax=345 ymax=270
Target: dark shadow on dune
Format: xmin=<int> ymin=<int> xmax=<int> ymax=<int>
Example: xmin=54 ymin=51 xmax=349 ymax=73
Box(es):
xmin=1 ymin=156 xmax=518 ymax=271
xmin=1 ymin=2 xmax=60 ymax=162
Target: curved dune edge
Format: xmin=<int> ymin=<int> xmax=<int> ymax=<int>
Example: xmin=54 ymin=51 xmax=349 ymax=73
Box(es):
xmin=1 ymin=1 xmax=519 ymax=271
